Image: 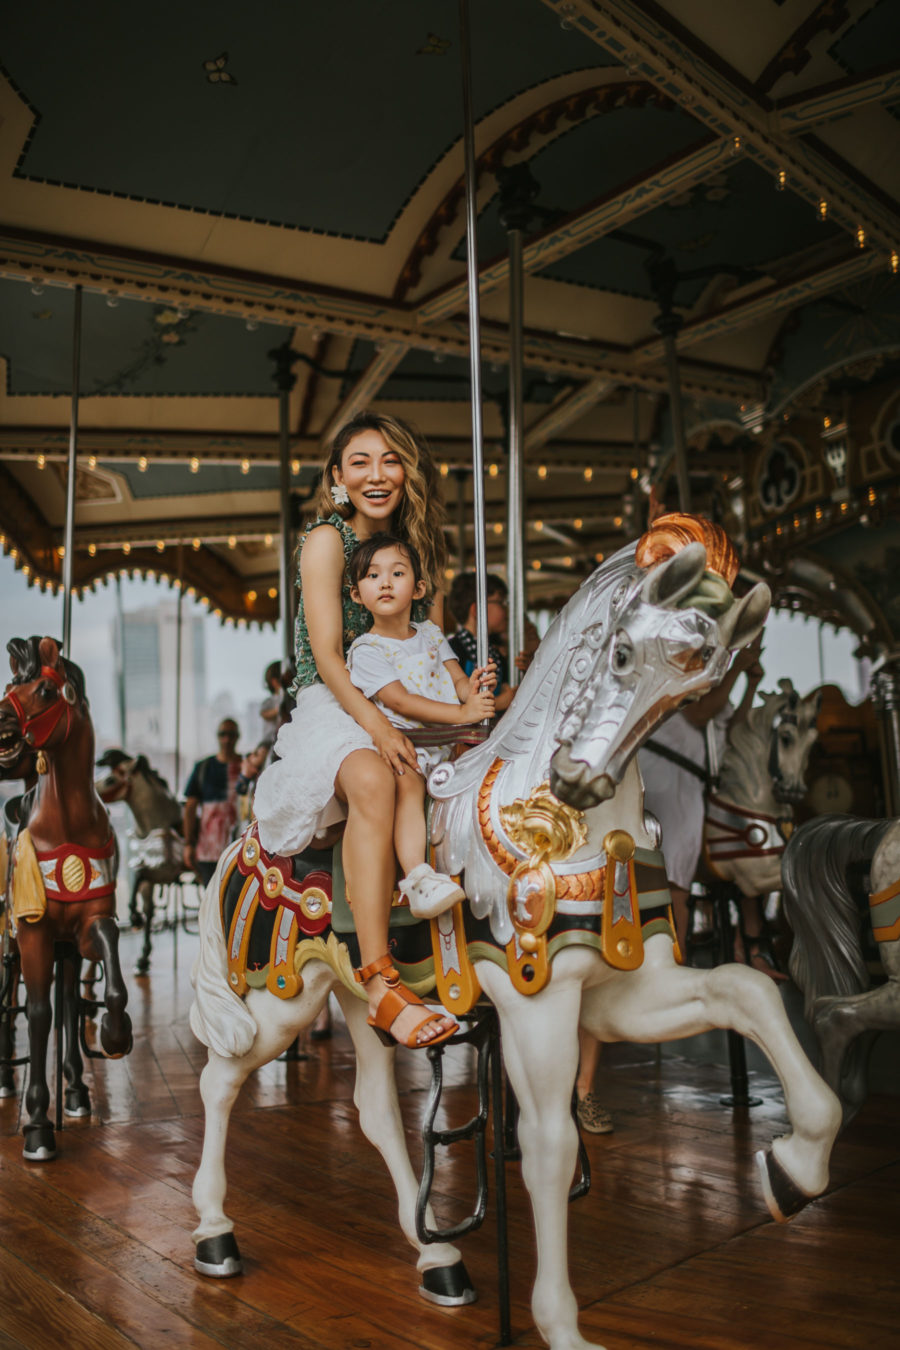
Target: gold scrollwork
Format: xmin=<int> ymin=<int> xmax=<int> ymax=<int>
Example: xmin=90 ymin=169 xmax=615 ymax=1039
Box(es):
xmin=499 ymin=781 xmax=587 ymax=863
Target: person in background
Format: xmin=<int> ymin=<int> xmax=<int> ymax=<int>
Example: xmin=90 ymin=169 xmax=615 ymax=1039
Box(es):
xmin=182 ymin=719 xmax=242 ymax=885
xmin=447 ymin=571 xmax=537 ymax=714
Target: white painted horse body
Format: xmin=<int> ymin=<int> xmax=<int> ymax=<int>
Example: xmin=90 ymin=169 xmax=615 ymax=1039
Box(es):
xmin=430 ymin=537 xmax=840 ymax=1350
xmin=191 ymin=531 xmax=841 ymax=1349
xmin=705 ymin=683 xmax=821 ymax=897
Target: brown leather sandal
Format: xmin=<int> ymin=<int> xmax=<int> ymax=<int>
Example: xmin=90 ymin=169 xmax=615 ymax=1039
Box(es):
xmin=354 ymin=954 xmax=458 ymax=1049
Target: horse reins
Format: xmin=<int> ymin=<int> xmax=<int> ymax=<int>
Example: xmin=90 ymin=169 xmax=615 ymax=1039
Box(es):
xmin=6 ymin=665 xmax=76 ymax=749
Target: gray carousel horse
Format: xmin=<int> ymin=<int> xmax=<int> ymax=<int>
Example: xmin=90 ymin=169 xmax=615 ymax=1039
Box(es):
xmin=191 ymin=514 xmax=841 ymax=1350
xmin=96 ymin=749 xmax=184 ymax=974
xmin=783 ymin=813 xmax=900 ymax=1111
xmin=704 ymin=681 xmax=822 ymax=899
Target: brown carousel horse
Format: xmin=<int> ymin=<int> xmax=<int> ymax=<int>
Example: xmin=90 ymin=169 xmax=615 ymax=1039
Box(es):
xmin=0 ymin=636 xmax=133 ymax=1159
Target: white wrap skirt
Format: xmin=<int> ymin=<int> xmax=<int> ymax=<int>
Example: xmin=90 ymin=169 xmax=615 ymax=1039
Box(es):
xmin=253 ymin=683 xmax=376 ymax=857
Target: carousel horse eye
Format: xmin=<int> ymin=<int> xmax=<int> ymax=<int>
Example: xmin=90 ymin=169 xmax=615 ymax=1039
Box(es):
xmin=611 ymin=637 xmax=634 ymax=673
xmin=700 ymin=645 xmax=715 ymax=664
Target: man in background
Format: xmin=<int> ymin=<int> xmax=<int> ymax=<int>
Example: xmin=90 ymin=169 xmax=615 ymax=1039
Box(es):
xmin=182 ymin=718 xmax=242 ymax=884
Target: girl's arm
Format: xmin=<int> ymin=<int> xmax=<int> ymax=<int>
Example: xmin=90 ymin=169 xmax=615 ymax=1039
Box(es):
xmin=301 ymin=526 xmax=420 ymax=774
xmin=377 ymin=678 xmax=494 ymax=726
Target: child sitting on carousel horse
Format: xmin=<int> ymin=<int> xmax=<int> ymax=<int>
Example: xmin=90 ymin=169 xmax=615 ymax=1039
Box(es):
xmin=346 ymin=531 xmax=495 ymax=920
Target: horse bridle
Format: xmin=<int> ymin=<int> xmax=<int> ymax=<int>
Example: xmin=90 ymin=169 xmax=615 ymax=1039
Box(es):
xmin=5 ymin=664 xmax=77 ymax=748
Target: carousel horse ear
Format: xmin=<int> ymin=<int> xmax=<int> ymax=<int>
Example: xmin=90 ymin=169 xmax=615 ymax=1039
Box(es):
xmin=38 ymin=636 xmax=62 ymax=669
xmin=718 ymin=581 xmax=770 ymax=650
xmin=640 ymin=540 xmax=706 ymax=607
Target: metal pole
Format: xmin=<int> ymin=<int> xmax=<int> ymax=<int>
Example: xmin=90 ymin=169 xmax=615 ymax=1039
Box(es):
xmin=62 ymin=285 xmax=82 ymax=654
xmin=505 ymin=226 xmax=525 ymax=688
xmin=174 ymin=545 xmax=184 ymax=792
xmin=115 ymin=574 xmax=127 ymax=747
xmin=270 ymin=343 xmax=299 ymax=670
xmin=458 ymin=0 xmax=489 ymax=671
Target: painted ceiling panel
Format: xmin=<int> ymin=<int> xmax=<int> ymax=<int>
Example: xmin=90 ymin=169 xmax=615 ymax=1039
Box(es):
xmin=4 ymin=0 xmax=612 ymax=240
xmin=0 ymin=278 xmax=286 ymax=396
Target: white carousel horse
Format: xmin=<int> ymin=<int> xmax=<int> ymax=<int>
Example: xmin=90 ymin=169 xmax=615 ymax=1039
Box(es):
xmin=704 ymin=681 xmax=822 ymax=898
xmin=783 ymin=813 xmax=900 ymax=1111
xmin=95 ymin=750 xmax=185 ymax=973
xmin=190 ymin=519 xmax=841 ymax=1348
xmin=428 ymin=525 xmax=840 ymax=1349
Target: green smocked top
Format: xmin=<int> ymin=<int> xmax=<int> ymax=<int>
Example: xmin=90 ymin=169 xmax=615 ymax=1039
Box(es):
xmin=291 ymin=514 xmax=429 ymax=694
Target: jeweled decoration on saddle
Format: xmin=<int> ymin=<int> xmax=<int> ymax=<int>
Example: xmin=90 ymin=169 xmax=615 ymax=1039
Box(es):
xmin=35 ymin=835 xmax=116 ymax=903
xmin=226 ymin=825 xmax=333 ymax=999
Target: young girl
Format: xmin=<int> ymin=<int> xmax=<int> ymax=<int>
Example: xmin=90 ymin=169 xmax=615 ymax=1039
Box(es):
xmin=253 ymin=412 xmax=459 ymax=1049
xmin=346 ymin=532 xmax=495 ymax=920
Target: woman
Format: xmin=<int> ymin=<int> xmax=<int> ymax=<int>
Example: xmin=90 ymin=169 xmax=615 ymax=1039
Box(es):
xmin=253 ymin=412 xmax=457 ymax=1049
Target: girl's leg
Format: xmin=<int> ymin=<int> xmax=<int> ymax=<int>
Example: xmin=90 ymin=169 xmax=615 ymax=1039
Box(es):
xmin=394 ymin=771 xmax=426 ymax=876
xmin=335 ymin=750 xmax=454 ymax=1046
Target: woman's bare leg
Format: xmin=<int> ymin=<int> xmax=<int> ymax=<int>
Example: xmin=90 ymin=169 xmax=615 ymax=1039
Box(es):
xmin=335 ymin=749 xmax=453 ymax=1045
xmin=394 ymin=771 xmax=426 ymax=876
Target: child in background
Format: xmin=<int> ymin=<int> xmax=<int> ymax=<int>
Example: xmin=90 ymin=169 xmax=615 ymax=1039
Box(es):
xmin=346 ymin=533 xmax=495 ymax=919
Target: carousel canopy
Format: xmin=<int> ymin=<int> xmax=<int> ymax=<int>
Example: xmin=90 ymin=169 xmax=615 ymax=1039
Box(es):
xmin=1 ymin=1 xmax=900 ymax=636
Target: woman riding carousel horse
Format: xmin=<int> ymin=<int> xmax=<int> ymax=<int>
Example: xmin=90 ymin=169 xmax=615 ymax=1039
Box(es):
xmin=252 ymin=411 xmax=459 ymax=1049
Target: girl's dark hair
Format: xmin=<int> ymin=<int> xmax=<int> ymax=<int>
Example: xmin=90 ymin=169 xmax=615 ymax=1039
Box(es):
xmin=347 ymin=533 xmax=423 ymax=589
xmin=315 ymin=411 xmax=448 ymax=596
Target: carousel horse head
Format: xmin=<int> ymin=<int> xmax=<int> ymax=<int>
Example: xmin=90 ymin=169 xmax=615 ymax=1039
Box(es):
xmin=763 ymin=679 xmax=821 ymax=804
xmin=0 ymin=636 xmax=88 ymax=774
xmin=550 ymin=515 xmax=770 ymax=811
xmin=95 ymin=748 xmax=182 ymax=834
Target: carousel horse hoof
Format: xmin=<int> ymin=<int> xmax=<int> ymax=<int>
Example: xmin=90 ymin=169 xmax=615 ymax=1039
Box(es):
xmin=755 ymin=1148 xmax=816 ymax=1224
xmin=194 ymin=1232 xmax=243 ymax=1278
xmin=418 ymin=1260 xmax=477 ymax=1307
xmin=100 ymin=1014 xmax=134 ymax=1059
xmin=0 ymin=1077 xmax=17 ymax=1098
xmin=134 ymin=958 xmax=150 ymax=976
xmin=64 ymin=1085 xmax=91 ymax=1117
xmin=23 ymin=1124 xmax=56 ymax=1162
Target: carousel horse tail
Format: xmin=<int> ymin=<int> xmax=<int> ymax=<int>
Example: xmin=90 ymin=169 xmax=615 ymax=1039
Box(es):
xmin=189 ymin=840 xmax=257 ymax=1059
xmin=783 ymin=814 xmax=892 ymax=1018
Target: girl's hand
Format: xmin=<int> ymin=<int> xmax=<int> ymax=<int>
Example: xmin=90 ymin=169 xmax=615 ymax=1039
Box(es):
xmin=372 ymin=720 xmax=422 ymax=776
xmin=470 ymin=661 xmax=497 ymax=695
xmin=459 ymin=689 xmax=495 ymax=723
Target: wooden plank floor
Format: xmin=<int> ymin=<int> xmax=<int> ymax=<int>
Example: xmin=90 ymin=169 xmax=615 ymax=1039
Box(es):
xmin=1 ymin=924 xmax=897 ymax=1349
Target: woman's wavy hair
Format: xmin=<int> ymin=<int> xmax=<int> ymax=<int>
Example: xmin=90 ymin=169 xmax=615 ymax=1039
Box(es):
xmin=315 ymin=411 xmax=448 ymax=597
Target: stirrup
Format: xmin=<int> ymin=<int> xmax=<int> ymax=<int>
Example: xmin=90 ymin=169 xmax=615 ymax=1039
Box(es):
xmin=354 ymin=953 xmax=458 ymax=1050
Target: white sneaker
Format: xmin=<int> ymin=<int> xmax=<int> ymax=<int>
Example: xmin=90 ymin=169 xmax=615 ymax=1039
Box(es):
xmin=399 ymin=863 xmax=465 ymax=920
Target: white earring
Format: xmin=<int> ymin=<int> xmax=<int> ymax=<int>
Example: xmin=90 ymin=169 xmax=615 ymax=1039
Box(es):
xmin=331 ymin=483 xmax=349 ymax=506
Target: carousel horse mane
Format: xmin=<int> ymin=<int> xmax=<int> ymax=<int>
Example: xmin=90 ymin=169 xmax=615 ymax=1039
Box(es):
xmin=6 ymin=635 xmax=88 ymax=708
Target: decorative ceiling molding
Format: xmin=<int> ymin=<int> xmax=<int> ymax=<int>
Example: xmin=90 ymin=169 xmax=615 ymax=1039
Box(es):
xmin=774 ymin=61 xmax=900 ymax=134
xmin=318 ymin=341 xmax=408 ymax=446
xmin=632 ymin=249 xmax=885 ymax=364
xmin=524 ymin=377 xmax=618 ymax=449
xmin=754 ymin=0 xmax=853 ymax=96
xmin=393 ymin=76 xmax=680 ymax=304
xmin=414 ymin=135 xmax=730 ymax=326
xmin=538 ymin=0 xmax=900 ymax=248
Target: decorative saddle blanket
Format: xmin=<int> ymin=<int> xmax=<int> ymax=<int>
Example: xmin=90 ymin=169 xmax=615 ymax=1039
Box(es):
xmin=869 ymin=875 xmax=900 ymax=943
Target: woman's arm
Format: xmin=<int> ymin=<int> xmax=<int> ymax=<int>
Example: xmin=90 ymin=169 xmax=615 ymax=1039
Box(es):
xmin=301 ymin=526 xmax=419 ymax=773
xmin=377 ymin=679 xmax=494 ymax=725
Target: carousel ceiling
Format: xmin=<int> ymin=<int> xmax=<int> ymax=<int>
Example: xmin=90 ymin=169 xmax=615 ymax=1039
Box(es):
xmin=2 ymin=0 xmax=900 ymax=636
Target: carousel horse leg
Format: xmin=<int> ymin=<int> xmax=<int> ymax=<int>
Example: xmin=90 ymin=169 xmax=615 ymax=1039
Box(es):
xmin=59 ymin=946 xmax=90 ymax=1117
xmin=16 ymin=925 xmax=57 ymax=1160
xmin=87 ymin=915 xmax=133 ymax=1058
xmin=133 ymin=877 xmax=154 ymax=976
xmin=581 ymin=936 xmax=842 ymax=1221
xmin=335 ymin=986 xmax=473 ymax=1304
xmin=813 ymin=944 xmax=900 ymax=1099
xmin=476 ymin=959 xmax=591 ymax=1350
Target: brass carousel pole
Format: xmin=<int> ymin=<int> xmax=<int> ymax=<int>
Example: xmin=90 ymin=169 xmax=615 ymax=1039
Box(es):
xmin=62 ymin=285 xmax=82 ymax=654
xmin=458 ymin=0 xmax=488 ymax=671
